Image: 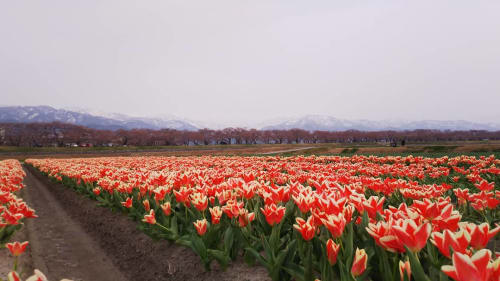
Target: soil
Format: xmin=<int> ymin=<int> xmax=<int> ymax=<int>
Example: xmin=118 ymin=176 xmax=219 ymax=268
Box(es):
xmin=22 ymin=165 xmax=270 ymax=281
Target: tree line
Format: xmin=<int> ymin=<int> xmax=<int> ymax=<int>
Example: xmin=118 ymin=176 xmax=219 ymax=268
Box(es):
xmin=1 ymin=122 xmax=499 ymax=147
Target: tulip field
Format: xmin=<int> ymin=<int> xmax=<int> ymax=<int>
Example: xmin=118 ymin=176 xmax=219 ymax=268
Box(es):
xmin=21 ymin=155 xmax=500 ymax=281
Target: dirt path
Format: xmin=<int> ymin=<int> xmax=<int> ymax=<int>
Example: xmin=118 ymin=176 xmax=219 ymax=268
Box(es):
xmin=22 ymin=167 xmax=129 ymax=281
xmin=22 ymin=166 xmax=270 ymax=281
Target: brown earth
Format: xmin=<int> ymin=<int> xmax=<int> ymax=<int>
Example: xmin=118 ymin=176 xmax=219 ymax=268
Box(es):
xmin=22 ymin=165 xmax=270 ymax=281
xmin=2 ymin=141 xmax=499 ymax=161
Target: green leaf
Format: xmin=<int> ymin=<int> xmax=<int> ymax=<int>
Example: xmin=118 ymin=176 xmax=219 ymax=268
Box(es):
xmin=405 ymin=246 xmax=431 ymax=281
xmin=344 ymin=223 xmax=354 ymax=267
xmin=224 ymin=226 xmax=234 ymax=255
xmin=282 ymin=266 xmax=305 ymax=281
xmin=208 ymin=249 xmax=230 ymax=270
xmin=245 ymin=247 xmax=271 ymax=271
xmin=244 ymin=249 xmax=256 ymax=266
xmin=190 ymin=234 xmax=208 ymax=260
xmin=261 ymin=234 xmax=274 ymax=261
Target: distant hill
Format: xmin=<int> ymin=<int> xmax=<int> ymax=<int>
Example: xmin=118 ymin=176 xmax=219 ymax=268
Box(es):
xmin=0 ymin=106 xmax=199 ymax=131
xmin=261 ymin=114 xmax=500 ymax=132
xmin=1 ymin=106 xmax=498 ymax=132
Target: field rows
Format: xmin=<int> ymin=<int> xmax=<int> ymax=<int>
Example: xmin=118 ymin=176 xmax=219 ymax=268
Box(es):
xmin=16 ymin=155 xmax=498 ymax=281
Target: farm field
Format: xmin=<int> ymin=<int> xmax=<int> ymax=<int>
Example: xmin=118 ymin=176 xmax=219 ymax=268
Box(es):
xmin=0 ymin=154 xmax=496 ymax=281
xmin=1 ymin=140 xmax=499 ymax=160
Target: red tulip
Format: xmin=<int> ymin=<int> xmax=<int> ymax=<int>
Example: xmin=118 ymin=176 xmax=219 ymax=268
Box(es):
xmin=142 ymin=210 xmax=156 ymax=225
xmin=193 ymin=219 xmax=207 ymax=236
xmin=392 ymin=220 xmax=431 ymax=252
xmin=174 ymin=186 xmax=191 ymax=205
xmin=366 ymin=220 xmax=405 ymax=253
xmin=461 ymin=222 xmax=500 ymax=250
xmin=93 ymin=187 xmax=101 ymax=196
xmin=7 ymin=271 xmax=21 ymax=281
xmin=260 ymin=204 xmax=286 ymax=226
xmin=1 ymin=210 xmax=23 ymax=225
xmin=191 ymin=193 xmax=208 ymax=212
xmin=161 ymin=202 xmax=172 ymax=216
xmin=142 ymin=199 xmax=150 ymax=212
xmin=6 ymin=241 xmax=29 ymax=256
xmin=442 ymin=249 xmax=495 ymax=281
xmin=399 ymin=260 xmax=411 ymax=281
xmin=209 ymin=206 xmax=222 ymax=224
xmin=321 ymin=214 xmax=346 ymax=239
xmin=326 ymin=239 xmax=340 ymax=265
xmin=25 ymin=269 xmax=49 ymax=281
xmin=431 ymin=229 xmax=470 ymax=258
xmin=153 ymin=187 xmax=167 ymax=202
xmin=223 ymin=200 xmax=244 ymax=219
xmin=121 ymin=197 xmax=133 ymax=208
xmin=293 ymin=193 xmax=315 ymax=214
xmin=453 ymin=188 xmax=469 ymax=206
xmin=238 ymin=209 xmax=255 ymax=227
xmin=351 ymin=248 xmax=368 ymax=277
xmin=491 ymin=258 xmax=500 ymax=281
xmin=241 ymin=182 xmax=256 ymax=199
xmin=475 ymin=180 xmax=494 ymax=192
xmin=293 ymin=216 xmax=316 ymax=241
xmin=362 ymin=196 xmax=385 ymax=219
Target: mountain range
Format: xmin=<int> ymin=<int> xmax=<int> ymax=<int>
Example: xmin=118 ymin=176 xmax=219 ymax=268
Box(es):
xmin=0 ymin=106 xmax=499 ymax=132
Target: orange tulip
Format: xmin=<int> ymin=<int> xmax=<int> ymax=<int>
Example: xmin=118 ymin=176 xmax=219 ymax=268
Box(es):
xmin=351 ymin=248 xmax=367 ymax=277
xmin=142 ymin=210 xmax=156 ymax=225
xmin=121 ymin=197 xmax=133 ymax=208
xmin=6 ymin=241 xmax=29 ymax=257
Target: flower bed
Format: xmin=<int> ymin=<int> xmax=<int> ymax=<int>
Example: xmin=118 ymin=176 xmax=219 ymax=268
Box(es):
xmin=26 ymin=155 xmax=500 ymax=281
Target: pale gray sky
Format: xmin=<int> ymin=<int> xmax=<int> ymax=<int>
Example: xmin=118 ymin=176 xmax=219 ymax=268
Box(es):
xmin=1 ymin=1 xmax=500 ymax=126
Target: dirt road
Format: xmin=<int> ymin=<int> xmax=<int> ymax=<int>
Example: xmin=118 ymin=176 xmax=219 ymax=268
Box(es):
xmin=22 ymin=167 xmax=129 ymax=281
xmin=20 ymin=166 xmax=269 ymax=281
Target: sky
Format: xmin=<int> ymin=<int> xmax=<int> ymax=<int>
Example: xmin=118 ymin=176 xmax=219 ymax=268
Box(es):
xmin=1 ymin=1 xmax=500 ymax=126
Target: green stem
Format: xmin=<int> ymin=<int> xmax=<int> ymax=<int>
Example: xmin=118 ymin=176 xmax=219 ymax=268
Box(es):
xmin=13 ymin=256 xmax=18 ymax=271
xmin=155 ymin=222 xmax=171 ymax=234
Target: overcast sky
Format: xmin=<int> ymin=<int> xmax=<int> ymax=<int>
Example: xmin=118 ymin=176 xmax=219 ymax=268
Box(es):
xmin=1 ymin=1 xmax=499 ymax=126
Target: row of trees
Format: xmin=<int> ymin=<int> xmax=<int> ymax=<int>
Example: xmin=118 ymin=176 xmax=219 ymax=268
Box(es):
xmin=1 ymin=122 xmax=499 ymax=147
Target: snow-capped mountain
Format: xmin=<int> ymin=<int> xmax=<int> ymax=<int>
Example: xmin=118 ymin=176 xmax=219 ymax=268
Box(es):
xmin=0 ymin=106 xmax=199 ymax=131
xmin=1 ymin=107 xmax=498 ymax=131
xmin=261 ymin=114 xmax=500 ymax=131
